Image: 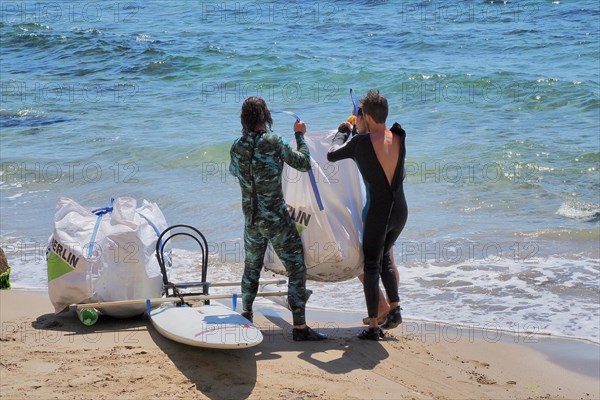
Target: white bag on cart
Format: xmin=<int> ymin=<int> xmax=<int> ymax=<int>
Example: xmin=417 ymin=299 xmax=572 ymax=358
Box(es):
xmin=264 ymin=130 xmax=365 ymax=282
xmin=47 ymin=197 xmax=169 ymax=317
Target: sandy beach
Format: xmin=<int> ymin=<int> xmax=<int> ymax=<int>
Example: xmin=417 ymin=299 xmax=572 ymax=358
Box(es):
xmin=1 ymin=289 xmax=598 ymax=400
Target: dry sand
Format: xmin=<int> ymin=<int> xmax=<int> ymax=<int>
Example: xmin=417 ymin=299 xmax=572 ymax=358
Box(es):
xmin=1 ymin=289 xmax=598 ymax=399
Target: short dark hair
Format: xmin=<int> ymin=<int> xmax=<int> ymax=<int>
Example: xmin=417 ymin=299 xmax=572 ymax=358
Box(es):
xmin=241 ymin=96 xmax=272 ymax=134
xmin=361 ymin=90 xmax=388 ymax=124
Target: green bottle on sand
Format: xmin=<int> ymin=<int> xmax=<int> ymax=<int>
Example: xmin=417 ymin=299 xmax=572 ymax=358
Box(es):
xmin=77 ymin=308 xmax=99 ymax=326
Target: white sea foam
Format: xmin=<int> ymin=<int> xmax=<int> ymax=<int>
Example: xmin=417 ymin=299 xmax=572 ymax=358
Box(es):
xmin=306 ymin=255 xmax=600 ymax=343
xmin=5 ymin=193 xmax=23 ymax=200
xmin=7 ymin=245 xmax=598 ymax=342
xmin=557 ymin=200 xmax=600 ymax=222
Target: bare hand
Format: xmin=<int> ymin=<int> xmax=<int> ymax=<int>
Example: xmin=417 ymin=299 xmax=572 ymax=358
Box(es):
xmin=294 ymin=120 xmax=307 ymax=135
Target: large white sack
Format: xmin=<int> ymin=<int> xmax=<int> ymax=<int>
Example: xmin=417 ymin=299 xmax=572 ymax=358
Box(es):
xmin=47 ymin=197 xmax=168 ymax=317
xmin=264 ymin=130 xmax=365 ymax=282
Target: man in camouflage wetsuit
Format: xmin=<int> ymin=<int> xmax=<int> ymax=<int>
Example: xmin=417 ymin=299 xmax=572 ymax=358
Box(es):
xmin=229 ymin=96 xmax=326 ymax=341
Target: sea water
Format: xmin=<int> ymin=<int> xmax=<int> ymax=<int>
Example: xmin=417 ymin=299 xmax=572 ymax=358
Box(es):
xmin=1 ymin=1 xmax=598 ymax=342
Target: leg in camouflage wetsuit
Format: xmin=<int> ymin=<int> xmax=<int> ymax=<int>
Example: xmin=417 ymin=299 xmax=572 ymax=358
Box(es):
xmin=242 ymin=215 xmax=307 ymax=326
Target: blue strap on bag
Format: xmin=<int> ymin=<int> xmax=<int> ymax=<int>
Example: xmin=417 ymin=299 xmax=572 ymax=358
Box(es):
xmin=271 ymin=110 xmax=324 ymax=211
xmin=88 ymin=198 xmax=115 ymax=258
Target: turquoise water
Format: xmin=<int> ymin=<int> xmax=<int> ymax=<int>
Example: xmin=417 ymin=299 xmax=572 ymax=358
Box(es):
xmin=1 ymin=1 xmax=598 ymax=341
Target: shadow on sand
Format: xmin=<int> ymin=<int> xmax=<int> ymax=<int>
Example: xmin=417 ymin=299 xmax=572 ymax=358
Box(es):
xmin=31 ymin=307 xmax=392 ymax=400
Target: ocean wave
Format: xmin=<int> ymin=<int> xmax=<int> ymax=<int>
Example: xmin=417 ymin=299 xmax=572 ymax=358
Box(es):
xmin=518 ymin=227 xmax=600 ymax=243
xmin=15 ymin=22 xmax=52 ymax=31
xmin=308 ymin=254 xmax=600 ymax=342
xmin=135 ymin=33 xmax=156 ymax=43
xmin=5 ymin=236 xmax=600 ymax=342
xmin=557 ymin=200 xmax=600 ymax=222
xmin=0 ymin=109 xmax=71 ymax=128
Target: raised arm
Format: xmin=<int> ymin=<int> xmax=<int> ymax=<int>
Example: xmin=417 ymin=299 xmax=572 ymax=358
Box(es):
xmin=282 ymin=121 xmax=311 ymax=172
xmin=327 ymin=123 xmax=355 ymax=162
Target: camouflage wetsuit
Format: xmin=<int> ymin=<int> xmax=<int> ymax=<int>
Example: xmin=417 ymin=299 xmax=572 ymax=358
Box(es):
xmin=229 ymin=130 xmax=311 ymax=326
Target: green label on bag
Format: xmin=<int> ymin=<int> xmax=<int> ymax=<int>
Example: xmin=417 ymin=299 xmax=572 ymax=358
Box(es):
xmin=47 ymin=251 xmax=75 ymax=281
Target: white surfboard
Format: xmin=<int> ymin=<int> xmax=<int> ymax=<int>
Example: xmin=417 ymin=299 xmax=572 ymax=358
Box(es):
xmin=149 ymin=303 xmax=263 ymax=349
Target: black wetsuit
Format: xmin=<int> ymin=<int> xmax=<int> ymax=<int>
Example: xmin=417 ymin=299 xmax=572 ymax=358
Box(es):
xmin=327 ymin=123 xmax=408 ymax=319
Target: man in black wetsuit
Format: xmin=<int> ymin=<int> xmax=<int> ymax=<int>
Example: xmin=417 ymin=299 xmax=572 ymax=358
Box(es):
xmin=327 ymin=90 xmax=408 ymax=340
